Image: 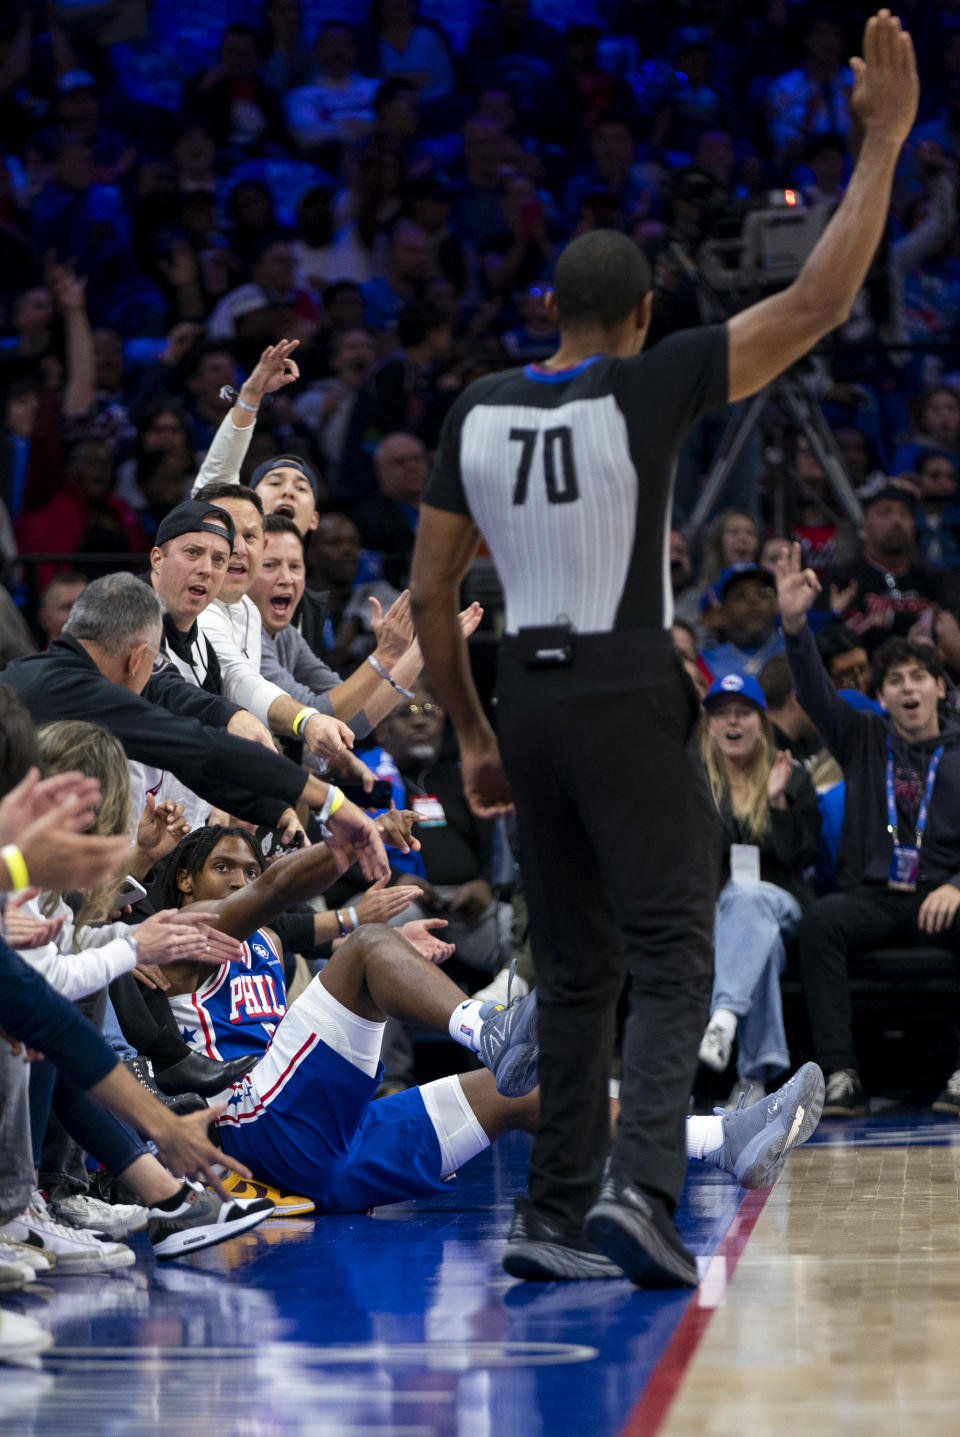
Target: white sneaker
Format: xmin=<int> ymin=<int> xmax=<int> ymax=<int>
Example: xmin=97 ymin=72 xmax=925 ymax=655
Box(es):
xmin=0 ymin=1235 xmax=55 ymax=1274
xmin=0 ymin=1308 xmax=52 ymax=1362
xmin=698 ymin=1021 xmax=733 ymax=1073
xmin=0 ymin=1195 xmax=135 ymax=1275
xmin=471 ymin=964 xmax=530 ymax=1006
xmin=0 ymin=1263 xmax=27 ymax=1293
xmin=51 ymin=1194 xmax=148 ymax=1240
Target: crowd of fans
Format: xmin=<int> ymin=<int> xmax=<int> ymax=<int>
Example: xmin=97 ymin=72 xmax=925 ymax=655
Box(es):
xmin=4 ymin=0 xmax=960 ymax=1360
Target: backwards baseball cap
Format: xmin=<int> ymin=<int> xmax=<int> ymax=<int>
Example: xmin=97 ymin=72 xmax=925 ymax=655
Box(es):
xmin=715 ymin=562 xmax=777 ymax=600
xmin=154 ymin=500 xmax=235 ymax=551
xmin=703 ymin=672 xmax=768 ymax=711
xmin=249 ymin=454 xmax=320 ymax=501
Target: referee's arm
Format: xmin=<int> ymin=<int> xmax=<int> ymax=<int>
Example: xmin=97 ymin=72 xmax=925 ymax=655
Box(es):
xmin=411 ymin=504 xmax=513 ymax=817
xmin=727 ymin=13 xmax=917 ymax=403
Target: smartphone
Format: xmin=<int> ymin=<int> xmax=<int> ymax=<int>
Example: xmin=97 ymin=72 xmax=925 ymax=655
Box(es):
xmin=339 ymin=780 xmax=395 ymax=810
xmin=255 ymin=826 xmax=307 ymax=859
xmin=112 ymin=875 xmax=147 ymax=907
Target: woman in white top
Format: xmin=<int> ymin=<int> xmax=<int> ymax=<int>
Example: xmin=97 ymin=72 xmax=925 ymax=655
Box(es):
xmin=18 ymin=720 xmax=250 ymax=1246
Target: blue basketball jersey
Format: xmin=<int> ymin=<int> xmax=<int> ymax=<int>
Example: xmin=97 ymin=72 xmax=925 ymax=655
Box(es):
xmin=169 ymin=928 xmax=286 ymax=1062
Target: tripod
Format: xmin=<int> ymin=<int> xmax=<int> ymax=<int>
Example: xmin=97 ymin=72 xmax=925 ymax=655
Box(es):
xmin=683 ymin=367 xmax=864 ymax=547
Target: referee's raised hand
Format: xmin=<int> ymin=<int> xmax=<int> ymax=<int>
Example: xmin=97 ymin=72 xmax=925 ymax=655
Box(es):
xmin=850 ymin=10 xmax=919 ymax=147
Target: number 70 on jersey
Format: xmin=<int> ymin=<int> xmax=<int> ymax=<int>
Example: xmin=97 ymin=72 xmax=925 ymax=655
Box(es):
xmin=510 ymin=425 xmax=580 ymax=505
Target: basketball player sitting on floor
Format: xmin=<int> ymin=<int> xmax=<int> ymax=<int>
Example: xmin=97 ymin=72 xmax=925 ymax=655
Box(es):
xmin=150 ymin=814 xmax=823 ymax=1235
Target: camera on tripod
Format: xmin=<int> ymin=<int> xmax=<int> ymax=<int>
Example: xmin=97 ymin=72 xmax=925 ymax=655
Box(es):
xmin=666 ymin=169 xmax=867 ymax=542
xmin=667 ymin=167 xmax=835 ymax=298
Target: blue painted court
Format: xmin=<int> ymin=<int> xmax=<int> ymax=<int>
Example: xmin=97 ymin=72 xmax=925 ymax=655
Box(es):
xmin=3 ymin=1114 xmax=958 ymax=1437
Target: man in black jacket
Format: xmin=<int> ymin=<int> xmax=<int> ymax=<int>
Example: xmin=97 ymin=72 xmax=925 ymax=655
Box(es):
xmin=2 ymin=571 xmax=390 ymax=882
xmin=823 ymin=480 xmax=943 ymax=649
xmin=779 ymin=542 xmax=960 ymax=1117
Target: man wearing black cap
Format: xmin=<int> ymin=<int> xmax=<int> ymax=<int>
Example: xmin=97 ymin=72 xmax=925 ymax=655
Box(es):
xmin=824 ymin=478 xmax=944 ymax=647
xmin=146 ymin=497 xmax=282 ymax=829
xmin=150 ymin=499 xmax=236 ymax=693
xmin=701 ymin=563 xmax=785 ymax=681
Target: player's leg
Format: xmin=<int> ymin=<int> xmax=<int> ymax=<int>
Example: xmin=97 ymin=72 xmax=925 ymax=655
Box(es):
xmin=314 ymin=924 xmax=538 ymax=1092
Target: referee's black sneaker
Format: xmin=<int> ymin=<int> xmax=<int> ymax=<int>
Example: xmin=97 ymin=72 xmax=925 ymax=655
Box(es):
xmin=584 ymin=1165 xmax=699 ymax=1288
xmin=502 ymin=1197 xmax=624 ymax=1281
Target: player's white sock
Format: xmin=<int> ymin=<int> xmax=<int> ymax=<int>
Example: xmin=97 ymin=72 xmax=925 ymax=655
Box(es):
xmin=448 ymin=998 xmax=491 ymax=1053
xmin=711 ymin=1008 xmax=738 ymax=1041
xmin=685 ymin=1115 xmax=724 ymax=1160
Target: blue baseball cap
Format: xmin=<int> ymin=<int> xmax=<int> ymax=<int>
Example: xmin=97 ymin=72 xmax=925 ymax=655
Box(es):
xmin=838 ymin=688 xmax=883 ymax=713
xmin=703 ymin=672 xmax=768 ymax=711
xmin=715 ymin=562 xmax=777 ymax=600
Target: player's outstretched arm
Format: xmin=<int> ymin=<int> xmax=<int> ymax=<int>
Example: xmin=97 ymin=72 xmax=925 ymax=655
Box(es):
xmin=727 ymin=9 xmax=918 ymax=402
xmin=184 ymin=805 xmax=410 ymax=941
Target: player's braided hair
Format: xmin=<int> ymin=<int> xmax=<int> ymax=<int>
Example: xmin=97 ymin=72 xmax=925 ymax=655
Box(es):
xmin=152 ymin=825 xmax=264 ymax=910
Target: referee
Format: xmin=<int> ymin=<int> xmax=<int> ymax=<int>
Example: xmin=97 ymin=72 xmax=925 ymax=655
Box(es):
xmin=411 ymin=11 xmax=918 ymax=1284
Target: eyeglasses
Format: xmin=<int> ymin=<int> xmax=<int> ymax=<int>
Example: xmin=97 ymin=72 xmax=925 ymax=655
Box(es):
xmin=395 ymin=702 xmax=443 ymax=718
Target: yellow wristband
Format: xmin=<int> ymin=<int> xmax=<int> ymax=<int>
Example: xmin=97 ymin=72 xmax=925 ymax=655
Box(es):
xmin=292 ymin=706 xmax=315 ymax=738
xmin=328 ymin=787 xmax=346 ymax=817
xmin=0 ymin=844 xmax=30 ymax=892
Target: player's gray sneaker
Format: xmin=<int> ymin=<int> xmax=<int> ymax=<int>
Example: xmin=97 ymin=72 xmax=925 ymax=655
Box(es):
xmin=477 ymin=990 xmax=539 ymax=1097
xmin=705 ymin=1061 xmax=824 ymax=1189
xmin=502 ymin=1197 xmax=624 ymax=1281
xmin=148 ymin=1182 xmax=274 ymax=1260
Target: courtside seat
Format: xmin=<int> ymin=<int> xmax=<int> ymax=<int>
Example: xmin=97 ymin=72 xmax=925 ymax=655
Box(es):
xmin=782 ymin=946 xmax=960 ymax=1098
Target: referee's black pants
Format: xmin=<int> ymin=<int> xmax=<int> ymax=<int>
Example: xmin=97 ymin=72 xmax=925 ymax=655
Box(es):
xmin=496 ymin=633 xmax=719 ymax=1231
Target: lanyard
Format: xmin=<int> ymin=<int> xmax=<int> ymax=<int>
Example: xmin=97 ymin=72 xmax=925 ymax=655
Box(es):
xmin=886 ymin=742 xmax=944 ymax=849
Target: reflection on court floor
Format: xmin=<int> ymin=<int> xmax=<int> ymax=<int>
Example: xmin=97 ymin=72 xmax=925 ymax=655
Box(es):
xmin=1 ymin=1119 xmax=956 ymax=1437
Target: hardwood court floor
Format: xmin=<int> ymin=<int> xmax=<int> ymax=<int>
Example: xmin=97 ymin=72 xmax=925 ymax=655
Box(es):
xmin=3 ymin=1120 xmax=959 ymax=1436
xmin=661 ymin=1136 xmax=960 ymax=1437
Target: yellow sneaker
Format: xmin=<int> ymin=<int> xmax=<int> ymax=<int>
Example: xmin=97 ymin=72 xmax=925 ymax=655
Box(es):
xmin=220 ymin=1174 xmax=315 ymax=1217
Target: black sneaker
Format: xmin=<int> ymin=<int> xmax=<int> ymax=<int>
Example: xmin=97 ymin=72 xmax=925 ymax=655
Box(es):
xmin=932 ymin=1069 xmax=960 ymax=1115
xmin=822 ymin=1069 xmax=867 ymax=1118
xmin=148 ymin=1182 xmax=274 ymax=1260
xmin=502 ymin=1197 xmax=624 ymax=1281
xmin=584 ymin=1165 xmax=699 ymax=1289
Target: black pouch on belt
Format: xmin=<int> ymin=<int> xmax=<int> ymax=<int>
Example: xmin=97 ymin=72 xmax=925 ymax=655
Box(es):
xmin=514 ymin=623 xmax=576 ymax=668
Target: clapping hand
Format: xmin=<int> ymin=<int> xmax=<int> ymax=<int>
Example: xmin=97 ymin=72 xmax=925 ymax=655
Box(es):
xmin=768 ymin=749 xmax=793 ymax=805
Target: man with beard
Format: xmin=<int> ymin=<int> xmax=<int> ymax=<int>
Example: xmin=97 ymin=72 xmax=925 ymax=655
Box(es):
xmin=701 ymin=563 xmax=785 ymax=680
xmin=825 ymin=480 xmax=944 ymax=648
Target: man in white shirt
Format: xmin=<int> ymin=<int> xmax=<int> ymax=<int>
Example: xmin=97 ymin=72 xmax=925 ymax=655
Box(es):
xmin=285 ymin=24 xmax=378 ymax=153
xmin=193 ymin=481 xmax=355 ymax=767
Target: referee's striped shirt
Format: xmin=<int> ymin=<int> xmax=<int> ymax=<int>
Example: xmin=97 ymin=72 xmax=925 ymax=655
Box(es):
xmin=423 ymin=324 xmax=729 ymax=635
